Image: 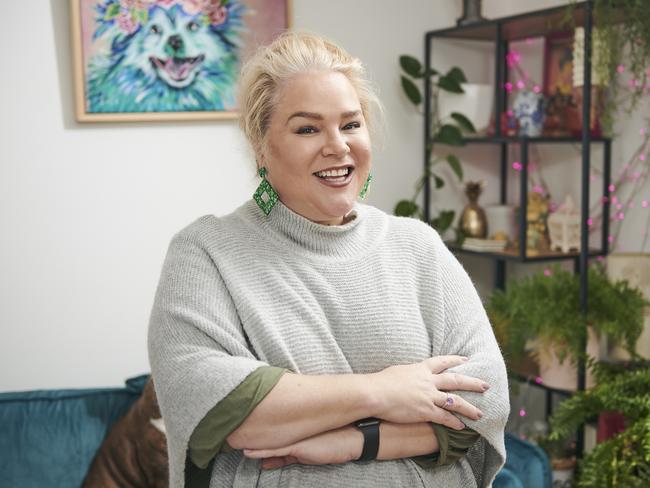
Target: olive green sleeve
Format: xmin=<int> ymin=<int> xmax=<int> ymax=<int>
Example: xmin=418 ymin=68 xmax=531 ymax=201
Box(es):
xmin=187 ymin=365 xmax=289 ymax=469
xmin=411 ymin=424 xmax=480 ymax=469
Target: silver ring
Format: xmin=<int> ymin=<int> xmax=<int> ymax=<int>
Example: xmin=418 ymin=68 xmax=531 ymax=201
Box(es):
xmin=444 ymin=392 xmax=454 ymax=408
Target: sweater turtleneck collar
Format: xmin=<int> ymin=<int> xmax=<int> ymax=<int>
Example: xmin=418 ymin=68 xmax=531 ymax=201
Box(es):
xmin=241 ymin=198 xmax=386 ymax=260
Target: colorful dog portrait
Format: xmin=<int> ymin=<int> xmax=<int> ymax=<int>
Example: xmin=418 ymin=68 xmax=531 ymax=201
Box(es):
xmin=71 ymin=0 xmax=291 ymax=121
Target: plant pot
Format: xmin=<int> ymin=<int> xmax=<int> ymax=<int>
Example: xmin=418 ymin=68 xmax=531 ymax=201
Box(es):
xmin=438 ymin=83 xmax=493 ymax=134
xmin=551 ymin=457 xmax=576 ymax=488
xmin=537 ymin=328 xmax=602 ymax=390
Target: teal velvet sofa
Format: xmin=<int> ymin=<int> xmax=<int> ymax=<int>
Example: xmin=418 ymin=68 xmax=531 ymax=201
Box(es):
xmin=0 ymin=374 xmax=551 ymax=487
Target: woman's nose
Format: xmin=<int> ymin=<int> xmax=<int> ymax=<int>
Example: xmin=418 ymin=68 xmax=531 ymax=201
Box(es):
xmin=322 ymin=130 xmax=350 ymax=158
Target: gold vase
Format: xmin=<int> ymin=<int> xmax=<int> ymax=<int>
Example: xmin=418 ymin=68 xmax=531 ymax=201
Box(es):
xmin=460 ymin=181 xmax=487 ymax=238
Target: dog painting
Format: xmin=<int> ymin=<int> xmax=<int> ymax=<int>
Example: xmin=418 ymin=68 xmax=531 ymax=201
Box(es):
xmin=71 ymin=0 xmax=291 ymax=121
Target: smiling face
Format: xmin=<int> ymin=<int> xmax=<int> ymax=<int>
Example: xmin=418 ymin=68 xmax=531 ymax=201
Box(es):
xmin=261 ymin=70 xmax=372 ymax=225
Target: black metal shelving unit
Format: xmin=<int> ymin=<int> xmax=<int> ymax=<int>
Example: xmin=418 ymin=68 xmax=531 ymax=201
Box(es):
xmin=423 ymin=1 xmax=611 ymax=457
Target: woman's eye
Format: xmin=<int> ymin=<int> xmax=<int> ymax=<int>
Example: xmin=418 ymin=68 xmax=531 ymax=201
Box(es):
xmin=187 ymin=21 xmax=200 ymax=32
xmin=296 ymin=126 xmax=317 ymax=135
xmin=343 ymin=121 xmax=361 ymax=130
xmin=150 ymin=24 xmax=161 ymax=34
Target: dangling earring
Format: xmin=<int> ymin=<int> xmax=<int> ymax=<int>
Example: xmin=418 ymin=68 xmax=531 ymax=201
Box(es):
xmin=359 ymin=172 xmax=373 ymax=200
xmin=253 ymin=167 xmax=279 ymax=215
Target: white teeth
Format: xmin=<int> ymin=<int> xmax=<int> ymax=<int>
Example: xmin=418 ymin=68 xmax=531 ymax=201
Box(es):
xmin=316 ymin=167 xmax=350 ymax=178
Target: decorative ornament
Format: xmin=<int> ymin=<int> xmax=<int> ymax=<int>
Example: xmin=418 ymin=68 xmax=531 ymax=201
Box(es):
xmin=512 ymin=90 xmax=545 ymax=137
xmin=456 ymin=0 xmax=486 ymax=26
xmin=460 ymin=181 xmax=488 ymax=238
xmin=548 ymin=194 xmax=581 ymax=253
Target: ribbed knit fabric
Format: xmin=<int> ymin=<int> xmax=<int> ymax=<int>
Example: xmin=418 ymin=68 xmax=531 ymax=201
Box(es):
xmin=147 ymin=199 xmax=509 ymax=488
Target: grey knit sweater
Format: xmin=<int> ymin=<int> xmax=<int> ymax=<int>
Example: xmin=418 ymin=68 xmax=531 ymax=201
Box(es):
xmin=147 ymin=199 xmax=509 ymax=488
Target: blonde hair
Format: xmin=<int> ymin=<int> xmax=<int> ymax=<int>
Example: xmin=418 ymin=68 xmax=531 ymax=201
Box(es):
xmin=237 ymin=30 xmax=383 ymax=161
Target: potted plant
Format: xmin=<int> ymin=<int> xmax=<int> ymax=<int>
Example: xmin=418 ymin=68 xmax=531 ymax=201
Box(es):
xmin=487 ymin=264 xmax=648 ymax=389
xmin=565 ymin=0 xmax=650 ymax=134
xmin=394 ymin=55 xmax=478 ymax=234
xmin=547 ymin=361 xmax=650 ymax=487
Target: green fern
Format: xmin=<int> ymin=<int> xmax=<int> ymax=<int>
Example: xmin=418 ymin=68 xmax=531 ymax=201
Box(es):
xmin=487 ymin=264 xmax=648 ymax=365
xmin=548 ymin=366 xmax=650 ymax=487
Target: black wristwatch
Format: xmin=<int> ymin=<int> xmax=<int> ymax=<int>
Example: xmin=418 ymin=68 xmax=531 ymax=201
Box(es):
xmin=354 ymin=417 xmax=380 ymax=462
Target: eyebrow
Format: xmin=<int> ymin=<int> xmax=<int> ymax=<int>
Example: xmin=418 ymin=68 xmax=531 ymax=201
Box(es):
xmin=286 ymin=110 xmax=361 ymax=124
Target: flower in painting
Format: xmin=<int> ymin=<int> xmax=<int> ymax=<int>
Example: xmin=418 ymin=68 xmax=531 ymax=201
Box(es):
xmin=116 ymin=11 xmax=139 ymax=33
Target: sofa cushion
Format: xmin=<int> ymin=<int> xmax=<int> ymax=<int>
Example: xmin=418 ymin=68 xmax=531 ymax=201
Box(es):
xmin=82 ymin=376 xmax=168 ymax=487
xmin=0 ymin=374 xmax=148 ymax=488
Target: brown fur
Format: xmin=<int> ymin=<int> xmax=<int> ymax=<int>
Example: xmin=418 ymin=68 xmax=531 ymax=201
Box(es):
xmin=83 ymin=379 xmax=169 ymax=487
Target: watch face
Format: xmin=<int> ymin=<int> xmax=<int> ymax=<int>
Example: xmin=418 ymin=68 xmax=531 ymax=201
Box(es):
xmin=357 ymin=418 xmax=380 ymax=429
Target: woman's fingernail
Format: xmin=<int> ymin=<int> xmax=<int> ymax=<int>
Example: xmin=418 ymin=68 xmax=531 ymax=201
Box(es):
xmin=461 ymin=356 xmax=469 ymax=361
xmin=482 ymin=382 xmax=490 ymax=391
xmin=477 ymin=410 xmax=484 ymax=419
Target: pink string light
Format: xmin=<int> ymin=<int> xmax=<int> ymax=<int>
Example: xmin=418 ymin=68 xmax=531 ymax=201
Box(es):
xmin=643 ymin=200 xmax=649 ymax=208
xmin=512 ymin=161 xmax=522 ymax=171
xmin=544 ymin=269 xmax=552 ymax=276
xmin=617 ymin=64 xmax=625 ymax=73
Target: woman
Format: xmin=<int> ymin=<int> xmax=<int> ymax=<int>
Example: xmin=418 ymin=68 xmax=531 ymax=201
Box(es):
xmin=148 ymin=31 xmax=509 ymax=488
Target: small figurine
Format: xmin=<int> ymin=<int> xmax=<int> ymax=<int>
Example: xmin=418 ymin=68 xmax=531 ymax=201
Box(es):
xmin=526 ymin=192 xmax=550 ymax=254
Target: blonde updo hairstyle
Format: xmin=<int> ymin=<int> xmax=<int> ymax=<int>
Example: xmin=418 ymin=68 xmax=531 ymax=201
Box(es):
xmin=237 ymin=30 xmax=383 ymax=166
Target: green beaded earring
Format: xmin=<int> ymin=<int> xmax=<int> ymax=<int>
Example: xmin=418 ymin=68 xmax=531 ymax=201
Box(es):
xmin=359 ymin=172 xmax=373 ymax=200
xmin=253 ymin=167 xmax=279 ymax=215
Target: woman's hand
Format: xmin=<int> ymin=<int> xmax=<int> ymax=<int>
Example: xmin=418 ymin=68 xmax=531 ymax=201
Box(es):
xmin=242 ymin=426 xmax=361 ymax=470
xmin=369 ymin=355 xmax=489 ymax=430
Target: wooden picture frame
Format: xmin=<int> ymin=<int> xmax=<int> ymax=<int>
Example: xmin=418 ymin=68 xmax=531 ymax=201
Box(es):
xmin=70 ymin=0 xmax=292 ymax=122
xmin=542 ymin=31 xmax=581 ymax=136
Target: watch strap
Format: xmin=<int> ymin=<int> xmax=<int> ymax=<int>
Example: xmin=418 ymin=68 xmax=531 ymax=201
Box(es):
xmin=356 ymin=417 xmax=380 ymax=462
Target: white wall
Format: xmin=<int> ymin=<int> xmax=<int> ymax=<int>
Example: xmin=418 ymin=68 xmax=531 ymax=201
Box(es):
xmin=1 ymin=0 xmax=648 ymax=391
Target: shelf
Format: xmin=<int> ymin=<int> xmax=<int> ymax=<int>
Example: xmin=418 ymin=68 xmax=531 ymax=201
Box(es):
xmin=509 ymin=371 xmax=574 ymax=397
xmin=426 ymin=1 xmax=624 ymax=42
xmin=462 ymin=136 xmax=611 ymax=144
xmin=448 ymin=244 xmax=604 ymax=263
